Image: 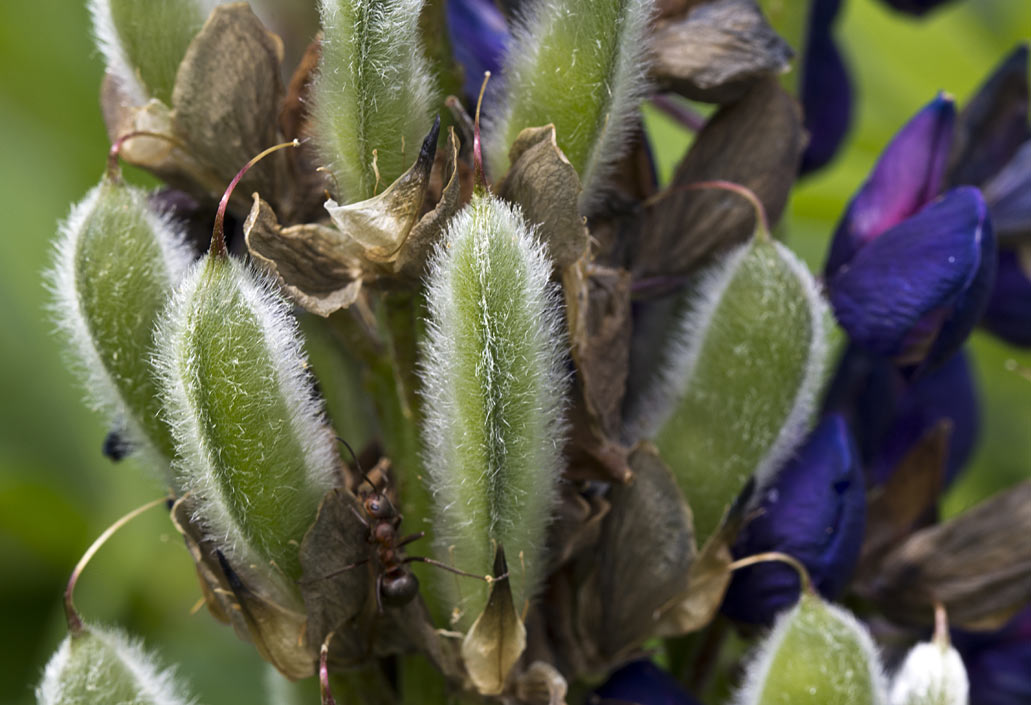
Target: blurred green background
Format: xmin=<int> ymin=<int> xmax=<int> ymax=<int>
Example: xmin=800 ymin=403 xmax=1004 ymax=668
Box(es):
xmin=0 ymin=1 xmax=1027 ymax=703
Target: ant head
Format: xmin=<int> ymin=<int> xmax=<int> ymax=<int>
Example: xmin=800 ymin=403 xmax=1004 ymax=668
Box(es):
xmin=363 ymin=491 xmax=396 ymax=521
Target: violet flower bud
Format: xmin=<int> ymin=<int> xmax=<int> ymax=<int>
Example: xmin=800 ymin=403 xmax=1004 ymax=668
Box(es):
xmin=722 ymin=414 xmax=866 ymax=625
xmin=981 ymin=249 xmax=1031 ymax=347
xmin=800 ymin=0 xmax=852 ymax=174
xmin=591 ymin=660 xmax=704 ymax=705
xmin=952 ymin=606 xmax=1031 ymax=705
xmin=446 ymin=0 xmax=510 ymax=99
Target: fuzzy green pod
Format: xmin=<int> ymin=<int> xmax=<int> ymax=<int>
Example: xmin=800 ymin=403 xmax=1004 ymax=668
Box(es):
xmin=155 ymin=253 xmax=339 ymax=589
xmin=487 ymin=0 xmax=653 ymax=209
xmin=50 ymin=176 xmax=192 ymax=467
xmin=311 ymin=0 xmax=438 ymax=202
xmin=420 ymin=193 xmax=567 ymax=627
xmin=90 ymin=0 xmax=212 ymax=105
xmin=733 ymin=594 xmax=888 ymax=705
xmin=639 ymin=236 xmax=830 ymax=544
xmin=36 ymin=624 xmax=194 ymax=705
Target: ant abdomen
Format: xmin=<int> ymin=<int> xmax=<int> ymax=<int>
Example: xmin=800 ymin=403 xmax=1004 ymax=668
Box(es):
xmin=380 ymin=571 xmax=419 ymax=607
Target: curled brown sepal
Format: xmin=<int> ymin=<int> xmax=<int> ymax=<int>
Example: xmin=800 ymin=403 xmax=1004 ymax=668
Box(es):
xmin=64 ymin=496 xmax=170 ymax=634
xmin=460 ymin=548 xmax=526 ymax=696
xmin=650 ymin=0 xmax=793 ymax=104
xmin=498 ymin=125 xmax=589 ymax=269
xmin=170 ymin=495 xmax=314 ymax=679
xmin=245 ymin=126 xmax=464 ymax=315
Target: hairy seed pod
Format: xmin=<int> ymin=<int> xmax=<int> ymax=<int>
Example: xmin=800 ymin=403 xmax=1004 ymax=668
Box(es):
xmin=50 ymin=176 xmax=192 ymax=469
xmin=36 ymin=625 xmax=193 ymax=705
xmin=312 ymin=0 xmax=438 ymax=201
xmin=889 ymin=640 xmax=969 ymax=705
xmin=487 ymin=0 xmax=653 ymax=210
xmin=155 ymin=253 xmax=339 ymax=590
xmin=733 ymin=594 xmax=888 ymax=705
xmin=90 ymin=0 xmax=212 ymax=105
xmin=421 ymin=193 xmax=567 ymax=628
xmin=640 ymin=236 xmax=830 ymax=544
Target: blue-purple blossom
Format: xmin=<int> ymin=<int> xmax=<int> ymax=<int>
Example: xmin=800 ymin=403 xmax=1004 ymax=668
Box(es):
xmin=721 ymin=415 xmax=866 ymax=626
xmin=824 ymin=96 xmax=997 ymax=373
xmin=953 ymin=606 xmax=1031 ymax=705
xmin=446 ymin=0 xmax=510 ymax=99
xmin=982 ymin=249 xmax=1031 ymax=347
xmin=590 ymin=660 xmax=703 ymax=705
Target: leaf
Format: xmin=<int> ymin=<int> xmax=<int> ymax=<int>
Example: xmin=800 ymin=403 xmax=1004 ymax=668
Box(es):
xmin=631 ymin=77 xmax=803 ymax=283
xmin=859 ymin=480 xmax=1031 ymax=631
xmin=651 ymin=0 xmax=794 ymax=103
xmin=461 ymin=549 xmax=527 ymax=696
xmin=498 ymin=125 xmax=589 ymax=269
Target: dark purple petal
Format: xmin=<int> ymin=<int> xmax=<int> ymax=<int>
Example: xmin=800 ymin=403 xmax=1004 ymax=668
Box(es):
xmin=950 ymin=44 xmax=1030 ymax=189
xmin=826 ymin=95 xmax=956 ymax=274
xmin=983 ymin=141 xmax=1031 ymax=243
xmin=828 ymin=187 xmax=992 ymax=368
xmin=867 ymin=350 xmax=979 ymax=486
xmin=446 ymin=0 xmax=510 ymax=99
xmin=591 ymin=660 xmax=703 ymax=705
xmin=879 ymin=0 xmax=957 ymax=16
xmin=721 ymin=415 xmax=866 ymax=626
xmin=800 ymin=0 xmax=852 ymax=174
xmin=953 ymin=607 xmax=1031 ymax=705
xmin=982 ymin=248 xmax=1031 ymax=347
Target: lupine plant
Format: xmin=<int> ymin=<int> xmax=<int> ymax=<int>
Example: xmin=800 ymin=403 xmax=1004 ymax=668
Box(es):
xmin=38 ymin=0 xmax=1030 ymax=703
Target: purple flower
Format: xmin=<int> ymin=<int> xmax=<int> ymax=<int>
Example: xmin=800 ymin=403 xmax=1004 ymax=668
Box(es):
xmin=949 ymin=44 xmax=1031 ymax=346
xmin=590 ymin=660 xmax=703 ymax=705
xmin=446 ymin=0 xmax=510 ymax=99
xmin=824 ymin=96 xmax=997 ymax=373
xmin=824 ymin=346 xmax=979 ymax=487
xmin=721 ymin=415 xmax=866 ymax=626
xmin=953 ymin=606 xmax=1031 ymax=705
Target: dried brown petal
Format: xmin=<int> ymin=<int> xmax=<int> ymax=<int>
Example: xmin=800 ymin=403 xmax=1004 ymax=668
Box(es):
xmin=631 ymin=77 xmax=803 ymax=283
xmin=591 ymin=444 xmax=695 ymax=658
xmin=498 ymin=125 xmax=589 ymax=269
xmin=171 ymin=496 xmax=314 ymax=679
xmin=172 ymin=3 xmax=286 ymax=203
xmin=859 ymin=480 xmax=1031 ymax=630
xmin=651 ymin=0 xmax=794 ymax=104
xmin=854 ymin=421 xmax=949 ymax=584
xmin=461 ymin=549 xmax=527 ymax=696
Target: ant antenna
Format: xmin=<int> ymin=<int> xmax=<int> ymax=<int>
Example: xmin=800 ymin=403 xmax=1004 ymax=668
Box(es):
xmin=210 ymin=139 xmax=301 ymax=258
xmin=335 ymin=436 xmax=377 ymax=493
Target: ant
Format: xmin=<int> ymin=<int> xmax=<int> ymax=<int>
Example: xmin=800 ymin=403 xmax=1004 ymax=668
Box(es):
xmin=325 ymin=438 xmax=502 ymax=613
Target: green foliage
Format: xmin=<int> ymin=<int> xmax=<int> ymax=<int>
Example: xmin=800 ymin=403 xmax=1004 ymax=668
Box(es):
xmin=420 ymin=193 xmax=567 ymax=627
xmin=312 ymin=0 xmax=437 ymax=202
xmin=649 ymin=236 xmax=829 ymax=543
xmin=155 ymin=255 xmax=338 ymax=585
xmin=50 ymin=176 xmax=189 ymax=467
xmin=91 ymin=0 xmax=208 ymax=104
xmin=488 ymin=0 xmax=652 ymax=208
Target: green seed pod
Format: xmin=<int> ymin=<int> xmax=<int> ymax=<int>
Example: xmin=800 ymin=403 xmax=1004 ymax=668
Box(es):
xmin=36 ymin=624 xmax=193 ymax=705
xmin=640 ymin=236 xmax=830 ymax=544
xmin=50 ymin=176 xmax=191 ymax=468
xmin=733 ymin=593 xmax=888 ymax=705
xmin=155 ymin=253 xmax=339 ymax=590
xmin=889 ymin=639 xmax=968 ymax=705
xmin=487 ymin=0 xmax=653 ymax=209
xmin=420 ymin=193 xmax=567 ymax=628
xmin=90 ymin=0 xmax=211 ymax=105
xmin=311 ymin=0 xmax=438 ymax=202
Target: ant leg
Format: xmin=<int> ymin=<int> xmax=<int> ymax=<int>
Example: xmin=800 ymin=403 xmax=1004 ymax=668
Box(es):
xmin=298 ymin=558 xmax=369 ymax=584
xmin=349 ymin=505 xmax=370 ymax=529
xmin=404 ymin=556 xmax=509 ymax=583
xmin=397 ymin=531 xmax=425 ymax=548
xmin=375 ymin=573 xmax=385 ymax=614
